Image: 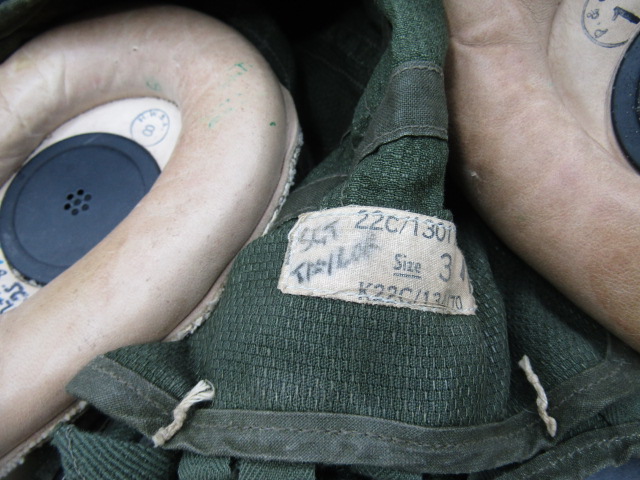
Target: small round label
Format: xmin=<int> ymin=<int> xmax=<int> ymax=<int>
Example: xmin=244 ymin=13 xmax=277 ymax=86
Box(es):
xmin=582 ymin=0 xmax=640 ymax=48
xmin=130 ymin=108 xmax=170 ymax=146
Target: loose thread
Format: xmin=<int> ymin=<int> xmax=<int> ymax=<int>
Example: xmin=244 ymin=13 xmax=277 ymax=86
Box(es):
xmin=152 ymin=380 xmax=215 ymax=447
xmin=519 ymin=355 xmax=557 ymax=437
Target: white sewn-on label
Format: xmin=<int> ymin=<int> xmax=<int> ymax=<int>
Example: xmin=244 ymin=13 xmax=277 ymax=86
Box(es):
xmin=278 ymin=206 xmax=477 ymax=315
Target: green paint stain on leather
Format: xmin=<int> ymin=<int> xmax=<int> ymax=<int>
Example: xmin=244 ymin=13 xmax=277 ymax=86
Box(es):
xmin=146 ymin=78 xmax=162 ymax=92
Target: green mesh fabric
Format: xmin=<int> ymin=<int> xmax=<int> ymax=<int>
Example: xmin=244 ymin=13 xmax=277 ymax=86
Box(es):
xmin=0 ymin=0 xmax=638 ymax=478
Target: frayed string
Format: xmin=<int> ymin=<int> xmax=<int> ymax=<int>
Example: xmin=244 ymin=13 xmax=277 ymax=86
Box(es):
xmin=519 ymin=355 xmax=557 ymax=437
xmin=152 ymin=380 xmax=215 ymax=447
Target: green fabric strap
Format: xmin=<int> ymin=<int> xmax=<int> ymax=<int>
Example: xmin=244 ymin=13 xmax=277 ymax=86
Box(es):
xmin=353 ymin=59 xmax=447 ymax=163
xmin=273 ymin=171 xmax=349 ymax=228
xmin=238 ymin=460 xmax=316 ymax=480
xmin=177 ymin=454 xmax=233 ymax=480
xmin=352 ymin=466 xmax=423 ymax=480
xmin=51 ymin=424 xmax=177 ymax=480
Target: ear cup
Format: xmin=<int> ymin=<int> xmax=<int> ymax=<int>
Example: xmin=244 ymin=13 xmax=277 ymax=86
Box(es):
xmin=0 ymin=133 xmax=160 ymax=285
xmin=444 ymin=0 xmax=640 ymax=354
xmin=0 ymin=97 xmax=180 ymax=308
xmin=0 ymin=6 xmax=301 ymax=474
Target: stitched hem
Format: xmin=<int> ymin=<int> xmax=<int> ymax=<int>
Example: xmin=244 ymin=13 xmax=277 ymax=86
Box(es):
xmin=67 ymin=338 xmax=640 ymax=475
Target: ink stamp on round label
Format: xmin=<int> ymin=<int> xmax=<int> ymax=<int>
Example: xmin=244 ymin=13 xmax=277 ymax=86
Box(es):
xmin=130 ymin=108 xmax=171 ymax=147
xmin=278 ymin=206 xmax=477 ymax=315
xmin=582 ymin=0 xmax=640 ymax=48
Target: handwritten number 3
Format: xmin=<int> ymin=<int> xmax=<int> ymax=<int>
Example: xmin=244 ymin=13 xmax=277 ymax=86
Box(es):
xmin=439 ymin=253 xmax=452 ymax=282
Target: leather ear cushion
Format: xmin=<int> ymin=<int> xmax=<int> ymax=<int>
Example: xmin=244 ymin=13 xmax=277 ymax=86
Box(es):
xmin=0 ymin=5 xmax=301 ymax=468
xmin=444 ymin=0 xmax=640 ymax=352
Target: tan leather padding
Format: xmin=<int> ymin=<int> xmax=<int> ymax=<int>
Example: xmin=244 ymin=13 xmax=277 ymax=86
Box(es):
xmin=444 ymin=0 xmax=640 ymax=351
xmin=0 ymin=5 xmax=301 ymax=470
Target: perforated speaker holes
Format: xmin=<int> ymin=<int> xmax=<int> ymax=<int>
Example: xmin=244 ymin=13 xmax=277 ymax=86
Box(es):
xmin=63 ymin=189 xmax=93 ymax=216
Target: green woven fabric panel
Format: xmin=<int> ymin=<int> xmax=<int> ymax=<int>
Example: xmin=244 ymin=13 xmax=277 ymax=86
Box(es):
xmin=352 ymin=466 xmax=422 ymax=480
xmin=51 ymin=424 xmax=177 ymax=480
xmin=182 ymin=222 xmax=508 ymax=427
xmin=237 ymin=460 xmax=316 ymax=480
xmin=177 ymin=453 xmax=233 ymax=480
